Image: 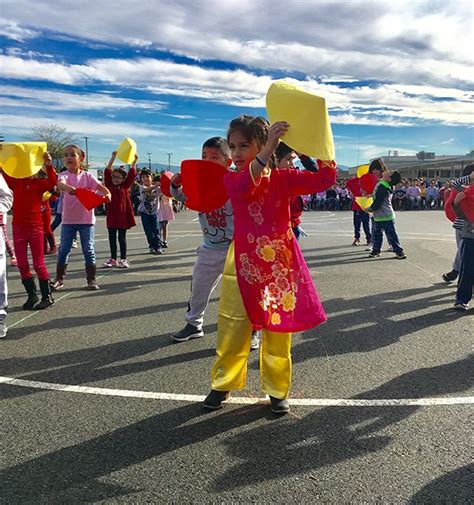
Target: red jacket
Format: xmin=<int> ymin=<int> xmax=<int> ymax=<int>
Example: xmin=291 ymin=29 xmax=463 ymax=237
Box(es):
xmin=3 ymin=165 xmax=57 ymax=226
xmin=104 ymin=167 xmax=137 ymax=229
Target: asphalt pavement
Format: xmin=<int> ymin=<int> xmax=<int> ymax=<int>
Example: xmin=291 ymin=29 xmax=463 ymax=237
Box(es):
xmin=0 ymin=210 xmax=472 ymax=504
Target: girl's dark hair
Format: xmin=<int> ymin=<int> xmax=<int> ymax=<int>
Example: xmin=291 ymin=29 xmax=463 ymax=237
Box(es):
xmin=275 ymin=142 xmax=293 ymax=162
xmin=140 ymin=169 xmax=151 ymax=177
xmin=369 ymin=159 xmax=385 ymax=173
xmin=227 ymin=115 xmax=276 ymax=168
xmin=390 ymin=170 xmax=402 ymax=186
xmin=112 ymin=168 xmax=126 ymax=178
xmin=462 ymin=164 xmax=474 ymax=177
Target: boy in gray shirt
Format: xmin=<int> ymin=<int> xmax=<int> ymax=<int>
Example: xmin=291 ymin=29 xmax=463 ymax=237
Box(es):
xmin=170 ymin=137 xmax=260 ymax=349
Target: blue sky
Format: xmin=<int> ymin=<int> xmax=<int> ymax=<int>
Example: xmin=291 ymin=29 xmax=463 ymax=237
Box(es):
xmin=0 ymin=0 xmax=472 ymax=168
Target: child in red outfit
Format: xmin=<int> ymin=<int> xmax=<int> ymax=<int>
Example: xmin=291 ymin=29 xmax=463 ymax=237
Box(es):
xmin=103 ymin=151 xmax=137 ymax=268
xmin=2 ymin=152 xmax=57 ymax=310
xmin=41 ymin=191 xmax=58 ymax=255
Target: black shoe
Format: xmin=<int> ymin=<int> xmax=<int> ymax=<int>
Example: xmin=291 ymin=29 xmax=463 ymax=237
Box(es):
xmin=22 ymin=278 xmax=39 ymax=310
xmin=442 ymin=270 xmax=458 ymax=282
xmin=203 ymin=390 xmax=230 ymax=410
xmin=35 ymin=279 xmax=54 ymax=310
xmin=171 ymin=323 xmax=204 ymax=342
xmin=368 ymin=250 xmax=380 ymax=258
xmin=395 ymin=252 xmax=407 ymax=259
xmin=270 ymin=396 xmax=290 ymax=414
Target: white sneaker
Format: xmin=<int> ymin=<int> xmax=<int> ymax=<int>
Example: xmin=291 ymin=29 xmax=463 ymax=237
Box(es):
xmin=117 ymin=259 xmax=130 ymax=268
xmin=250 ymin=330 xmax=260 ymax=350
xmin=72 ymin=239 xmax=78 ymax=248
xmin=0 ymin=315 xmax=7 ymax=338
xmin=103 ymin=258 xmax=117 ymax=268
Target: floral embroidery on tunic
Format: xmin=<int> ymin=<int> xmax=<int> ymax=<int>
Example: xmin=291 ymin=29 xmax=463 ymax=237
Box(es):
xmin=240 ymin=232 xmax=298 ymax=326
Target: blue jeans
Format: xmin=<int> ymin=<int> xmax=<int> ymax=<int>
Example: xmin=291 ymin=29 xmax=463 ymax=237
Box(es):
xmin=456 ymin=237 xmax=474 ymax=305
xmin=58 ymin=224 xmax=96 ymax=265
xmin=372 ymin=220 xmax=403 ymax=254
xmin=353 ymin=211 xmax=371 ymax=241
xmin=140 ymin=212 xmax=161 ymax=250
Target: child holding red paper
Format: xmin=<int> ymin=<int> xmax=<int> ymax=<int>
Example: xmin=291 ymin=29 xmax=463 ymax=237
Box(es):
xmin=169 ymin=137 xmax=260 ymax=346
xmin=203 ymin=116 xmax=336 ymax=414
xmin=2 ymin=153 xmax=57 ymax=310
xmin=103 ymin=151 xmax=137 ymax=268
xmin=52 ymin=145 xmax=111 ymax=291
xmin=41 ymin=190 xmax=58 ymax=255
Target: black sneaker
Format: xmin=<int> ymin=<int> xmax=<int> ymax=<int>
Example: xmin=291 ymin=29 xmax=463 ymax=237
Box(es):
xmin=270 ymin=396 xmax=290 ymax=414
xmin=203 ymin=390 xmax=230 ymax=410
xmin=395 ymin=252 xmax=407 ymax=259
xmin=171 ymin=323 xmax=204 ymax=342
xmin=368 ymin=250 xmax=381 ymax=258
xmin=442 ymin=270 xmax=458 ymax=282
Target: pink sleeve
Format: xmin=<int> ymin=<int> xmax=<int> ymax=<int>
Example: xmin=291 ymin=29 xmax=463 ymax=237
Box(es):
xmin=86 ymin=172 xmax=100 ymax=190
xmin=285 ymin=166 xmax=337 ymax=197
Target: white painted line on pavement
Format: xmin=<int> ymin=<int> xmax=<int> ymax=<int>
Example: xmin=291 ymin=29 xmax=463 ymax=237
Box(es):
xmin=1 ymin=376 xmax=472 ymax=407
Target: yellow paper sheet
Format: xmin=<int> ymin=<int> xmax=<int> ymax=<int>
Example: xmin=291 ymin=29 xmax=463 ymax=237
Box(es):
xmin=356 ymin=196 xmax=373 ymax=210
xmin=266 ymin=81 xmax=335 ymax=161
xmin=356 ymin=164 xmax=369 ymax=178
xmin=0 ymin=142 xmax=47 ymax=179
xmin=116 ymin=137 xmax=137 ymax=164
xmin=42 ymin=191 xmax=52 ymax=202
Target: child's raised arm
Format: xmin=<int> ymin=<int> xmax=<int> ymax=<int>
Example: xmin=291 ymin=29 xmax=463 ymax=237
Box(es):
xmin=123 ymin=154 xmax=138 ymax=189
xmin=249 ymin=121 xmax=288 ymax=182
xmin=105 ymin=151 xmax=117 ymax=172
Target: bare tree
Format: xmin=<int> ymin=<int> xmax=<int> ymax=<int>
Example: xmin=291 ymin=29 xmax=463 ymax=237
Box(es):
xmin=29 ymin=123 xmax=76 ymax=169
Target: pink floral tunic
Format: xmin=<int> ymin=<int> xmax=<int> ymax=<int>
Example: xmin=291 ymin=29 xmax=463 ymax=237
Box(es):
xmin=224 ymin=165 xmax=337 ymax=333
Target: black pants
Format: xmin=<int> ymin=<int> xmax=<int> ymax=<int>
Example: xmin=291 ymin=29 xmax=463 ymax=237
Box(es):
xmin=108 ymin=228 xmax=127 ymax=259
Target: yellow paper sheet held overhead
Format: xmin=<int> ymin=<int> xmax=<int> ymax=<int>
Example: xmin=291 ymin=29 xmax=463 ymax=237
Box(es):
xmin=266 ymin=81 xmax=335 ymax=161
xmin=355 ymin=196 xmax=373 ymax=210
xmin=0 ymin=142 xmax=47 ymax=179
xmin=116 ymin=137 xmax=137 ymax=164
xmin=356 ymin=164 xmax=369 ymax=178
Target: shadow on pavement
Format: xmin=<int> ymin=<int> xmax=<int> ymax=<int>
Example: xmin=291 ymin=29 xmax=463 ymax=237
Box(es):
xmin=409 ymin=464 xmax=473 ymax=503
xmin=211 ymin=355 xmax=472 ymax=491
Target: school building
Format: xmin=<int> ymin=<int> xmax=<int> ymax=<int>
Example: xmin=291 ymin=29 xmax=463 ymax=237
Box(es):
xmin=349 ymin=151 xmax=474 ymax=180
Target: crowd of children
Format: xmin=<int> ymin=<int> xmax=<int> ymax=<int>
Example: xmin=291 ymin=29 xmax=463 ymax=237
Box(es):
xmin=0 ymin=122 xmax=471 ymax=415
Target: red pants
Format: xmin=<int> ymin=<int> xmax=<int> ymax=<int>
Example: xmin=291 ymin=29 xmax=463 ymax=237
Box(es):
xmin=12 ymin=224 xmax=49 ymax=280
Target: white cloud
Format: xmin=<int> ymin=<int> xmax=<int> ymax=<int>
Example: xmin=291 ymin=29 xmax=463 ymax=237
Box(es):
xmin=440 ymin=138 xmax=455 ymax=145
xmin=0 ymin=54 xmax=472 ymax=127
xmin=0 ymin=114 xmax=166 ymax=138
xmin=0 ymin=84 xmax=166 ymax=112
xmin=0 ymin=18 xmax=39 ymax=41
xmin=2 ymin=1 xmax=472 ymax=88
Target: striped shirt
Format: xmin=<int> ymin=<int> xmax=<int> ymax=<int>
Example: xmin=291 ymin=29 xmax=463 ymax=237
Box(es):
xmin=452 ymin=175 xmax=471 ymax=229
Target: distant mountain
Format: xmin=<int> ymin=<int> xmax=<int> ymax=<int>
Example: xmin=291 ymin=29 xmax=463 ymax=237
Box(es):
xmin=337 ymin=164 xmax=350 ymax=171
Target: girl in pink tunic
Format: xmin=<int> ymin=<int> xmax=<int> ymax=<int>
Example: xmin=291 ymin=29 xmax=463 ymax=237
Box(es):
xmin=204 ymin=115 xmax=337 ymax=414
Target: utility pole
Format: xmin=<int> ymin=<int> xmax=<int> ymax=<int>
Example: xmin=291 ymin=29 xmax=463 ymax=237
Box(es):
xmin=167 ymin=152 xmax=172 ymax=170
xmin=147 ymin=152 xmax=152 ymax=170
xmin=82 ymin=136 xmax=89 ymax=168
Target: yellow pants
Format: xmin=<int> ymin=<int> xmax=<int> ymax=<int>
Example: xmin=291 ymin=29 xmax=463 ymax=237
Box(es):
xmin=211 ymin=242 xmax=292 ymax=399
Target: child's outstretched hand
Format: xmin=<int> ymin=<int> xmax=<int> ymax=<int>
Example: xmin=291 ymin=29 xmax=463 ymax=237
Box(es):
xmin=267 ymin=121 xmax=289 ymax=151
